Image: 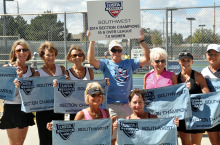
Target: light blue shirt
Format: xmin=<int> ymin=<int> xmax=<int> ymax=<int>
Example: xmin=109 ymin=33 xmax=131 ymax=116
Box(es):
xmin=99 ymin=58 xmax=140 ymax=104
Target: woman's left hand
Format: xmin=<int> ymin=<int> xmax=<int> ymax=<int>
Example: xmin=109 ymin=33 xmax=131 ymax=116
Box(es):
xmin=113 ymin=121 xmax=118 ymax=130
xmin=16 ymin=66 xmax=23 ymax=78
xmin=14 ymin=79 xmax=21 ymax=88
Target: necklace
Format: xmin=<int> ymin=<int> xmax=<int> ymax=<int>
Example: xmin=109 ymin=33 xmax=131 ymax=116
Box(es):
xmin=134 ymin=112 xmax=146 ymax=119
xmin=43 ymin=65 xmax=55 ymax=76
xmin=88 ymin=109 xmax=100 ymax=118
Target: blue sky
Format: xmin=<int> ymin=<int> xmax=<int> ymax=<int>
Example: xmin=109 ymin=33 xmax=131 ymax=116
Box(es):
xmin=0 ymin=0 xmax=219 ymax=14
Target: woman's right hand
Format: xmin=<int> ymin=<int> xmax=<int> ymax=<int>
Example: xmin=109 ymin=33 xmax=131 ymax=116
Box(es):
xmin=47 ymin=122 xmax=53 ymax=131
xmin=53 ymin=79 xmax=58 ymax=88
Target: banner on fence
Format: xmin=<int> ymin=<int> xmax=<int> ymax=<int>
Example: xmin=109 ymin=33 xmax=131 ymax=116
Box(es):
xmin=52 ymin=119 xmax=111 ymax=145
xmin=143 ymin=83 xmax=191 ymax=120
xmin=117 ymin=118 xmax=177 ymax=145
xmin=18 ymin=76 xmax=65 ymax=112
xmin=185 ymin=91 xmax=220 ymax=130
xmin=87 ymin=0 xmax=141 ymax=41
xmin=54 ymin=79 xmax=108 ymax=114
xmin=0 ymin=67 xmax=17 ymax=101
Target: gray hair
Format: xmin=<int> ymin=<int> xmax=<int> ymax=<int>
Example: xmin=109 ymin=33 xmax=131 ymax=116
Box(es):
xmin=150 ymin=47 xmax=167 ymax=61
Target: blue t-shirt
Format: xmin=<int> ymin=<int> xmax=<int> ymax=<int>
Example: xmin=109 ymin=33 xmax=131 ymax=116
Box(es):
xmin=99 ymin=58 xmax=140 ymax=104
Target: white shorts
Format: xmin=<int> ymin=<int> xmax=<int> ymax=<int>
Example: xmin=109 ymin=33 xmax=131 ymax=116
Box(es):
xmin=107 ymin=103 xmax=132 ymax=139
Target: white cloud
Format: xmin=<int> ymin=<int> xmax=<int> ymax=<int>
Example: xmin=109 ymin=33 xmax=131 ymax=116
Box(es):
xmin=141 ymin=0 xmax=199 ymax=9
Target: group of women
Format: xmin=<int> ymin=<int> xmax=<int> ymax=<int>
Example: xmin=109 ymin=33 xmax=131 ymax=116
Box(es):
xmin=0 ymin=38 xmax=219 ymax=145
xmin=0 ymin=39 xmax=94 ymax=145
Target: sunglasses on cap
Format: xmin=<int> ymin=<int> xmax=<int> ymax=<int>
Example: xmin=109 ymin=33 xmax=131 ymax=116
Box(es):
xmin=15 ymin=49 xmax=29 ymax=53
xmin=154 ymin=59 xmax=165 ymax=64
xmin=111 ymin=48 xmax=123 ymax=53
xmin=91 ymin=93 xmax=103 ymax=97
xmin=71 ymin=53 xmax=83 ymax=58
xmin=179 ymin=52 xmax=192 ymax=56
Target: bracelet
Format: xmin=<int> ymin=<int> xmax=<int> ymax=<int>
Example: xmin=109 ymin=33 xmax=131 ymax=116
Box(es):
xmin=139 ymin=39 xmax=145 ymax=43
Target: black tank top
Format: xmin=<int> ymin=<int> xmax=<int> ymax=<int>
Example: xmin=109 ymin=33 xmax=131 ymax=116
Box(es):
xmin=177 ymin=70 xmax=202 ymax=94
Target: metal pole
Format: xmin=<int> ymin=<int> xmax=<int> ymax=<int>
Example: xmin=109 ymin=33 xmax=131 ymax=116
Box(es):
xmin=190 ymin=20 xmax=192 ymax=53
xmin=64 ymin=12 xmax=67 ymax=68
xmin=199 ymin=24 xmax=205 ymax=56
xmin=85 ymin=13 xmax=88 ymax=55
xmin=213 ymin=2 xmax=216 ymax=43
xmin=170 ymin=10 xmax=173 ymax=59
xmin=3 ymin=0 xmax=7 ymax=50
xmin=166 ymin=8 xmax=169 ymax=70
xmin=186 ymin=17 xmax=195 ymax=53
xmin=17 ymin=1 xmax=19 ymax=14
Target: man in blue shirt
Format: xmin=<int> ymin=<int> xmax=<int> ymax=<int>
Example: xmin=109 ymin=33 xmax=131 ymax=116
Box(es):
xmin=87 ymin=30 xmax=150 ymax=144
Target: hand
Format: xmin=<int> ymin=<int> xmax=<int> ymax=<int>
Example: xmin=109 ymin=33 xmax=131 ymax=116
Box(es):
xmin=186 ymin=80 xmax=191 ymax=90
xmin=113 ymin=120 xmax=118 ymax=130
xmin=105 ymin=78 xmax=110 ymax=86
xmin=174 ymin=117 xmax=179 ymax=127
xmin=111 ymin=115 xmax=118 ymax=122
xmin=87 ymin=30 xmax=90 ymax=38
xmin=16 ymin=66 xmax=23 ymax=78
xmin=65 ymin=75 xmax=70 ymax=80
xmin=14 ymin=79 xmax=21 ymax=88
xmin=137 ymin=29 xmax=144 ymax=42
xmin=47 ymin=122 xmax=53 ymax=131
xmin=53 ymin=79 xmax=58 ymax=88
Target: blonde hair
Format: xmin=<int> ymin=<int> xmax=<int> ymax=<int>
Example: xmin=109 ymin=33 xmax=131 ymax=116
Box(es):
xmin=84 ymin=82 xmax=105 ymax=104
xmin=38 ymin=41 xmax=58 ymax=59
xmin=150 ymin=47 xmax=167 ymax=61
xmin=10 ymin=39 xmax=31 ymax=62
xmin=66 ymin=45 xmax=85 ymax=62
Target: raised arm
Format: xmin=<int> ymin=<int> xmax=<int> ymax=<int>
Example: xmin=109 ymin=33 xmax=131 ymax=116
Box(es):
xmin=87 ymin=31 xmax=100 ymax=69
xmin=138 ymin=29 xmax=150 ymax=67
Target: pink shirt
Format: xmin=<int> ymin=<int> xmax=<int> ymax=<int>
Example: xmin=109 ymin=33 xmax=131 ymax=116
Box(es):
xmin=145 ymin=69 xmax=174 ymax=89
xmin=82 ymin=108 xmax=107 ymax=120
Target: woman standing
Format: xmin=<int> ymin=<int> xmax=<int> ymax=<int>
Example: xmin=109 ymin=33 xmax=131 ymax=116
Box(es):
xmin=143 ymin=47 xmax=177 ymax=89
xmin=65 ymin=45 xmax=94 ymax=81
xmin=34 ymin=41 xmax=66 ymax=145
xmin=0 ymin=39 xmax=35 ymax=145
xmin=177 ymin=51 xmax=210 ymax=145
xmin=201 ymin=44 xmax=220 ymax=145
xmin=53 ymin=45 xmax=94 ymax=120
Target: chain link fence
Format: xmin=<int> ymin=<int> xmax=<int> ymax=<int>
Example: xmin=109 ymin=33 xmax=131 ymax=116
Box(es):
xmin=0 ymin=6 xmax=219 ymax=87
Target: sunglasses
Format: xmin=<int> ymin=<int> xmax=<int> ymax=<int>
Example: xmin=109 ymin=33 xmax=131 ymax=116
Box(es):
xmin=91 ymin=93 xmax=103 ymax=97
xmin=154 ymin=59 xmax=165 ymax=64
xmin=71 ymin=53 xmax=83 ymax=58
xmin=15 ymin=49 xmax=29 ymax=53
xmin=111 ymin=48 xmax=123 ymax=53
xmin=179 ymin=52 xmax=192 ymax=57
xmin=207 ymin=53 xmax=219 ymax=57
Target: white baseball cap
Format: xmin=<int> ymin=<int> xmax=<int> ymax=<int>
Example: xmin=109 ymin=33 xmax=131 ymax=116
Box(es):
xmin=108 ymin=40 xmax=123 ymax=51
xmin=207 ymin=44 xmax=220 ymax=52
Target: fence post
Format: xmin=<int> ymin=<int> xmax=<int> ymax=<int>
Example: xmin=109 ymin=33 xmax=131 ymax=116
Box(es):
xmin=165 ymin=8 xmax=169 ymax=70
xmin=64 ymin=12 xmax=67 ymax=68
